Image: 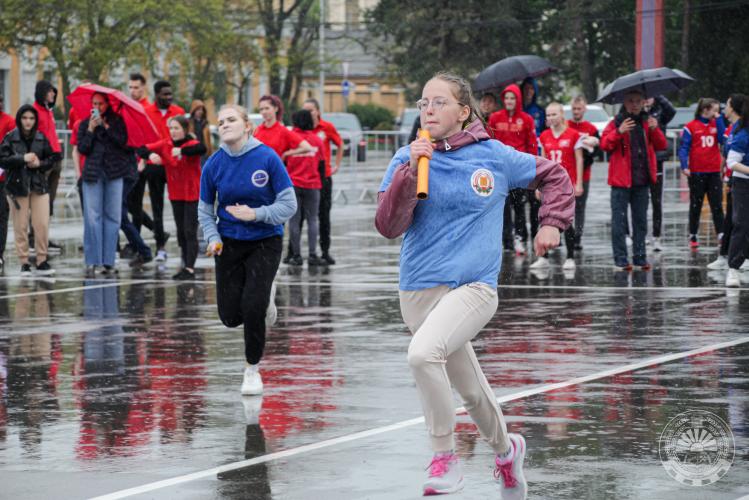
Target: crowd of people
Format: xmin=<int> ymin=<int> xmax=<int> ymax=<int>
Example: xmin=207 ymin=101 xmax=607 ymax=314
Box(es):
xmin=0 ymin=74 xmax=344 ymax=280
xmin=477 ymin=80 xmax=749 ymax=286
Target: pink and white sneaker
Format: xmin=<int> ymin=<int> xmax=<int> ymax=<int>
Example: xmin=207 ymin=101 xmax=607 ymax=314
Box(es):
xmin=494 ymin=434 xmax=528 ymax=499
xmin=422 ymin=452 xmax=464 ymax=496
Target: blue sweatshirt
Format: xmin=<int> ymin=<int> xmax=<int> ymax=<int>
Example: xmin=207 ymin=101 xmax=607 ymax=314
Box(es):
xmin=198 ymin=138 xmax=296 ymax=244
xmin=380 ymin=140 xmax=536 ymax=290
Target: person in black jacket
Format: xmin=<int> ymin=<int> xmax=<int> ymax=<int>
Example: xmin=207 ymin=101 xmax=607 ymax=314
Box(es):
xmin=644 ymin=95 xmax=676 ymax=250
xmin=0 ymin=105 xmax=59 ymax=276
xmin=76 ymin=93 xmax=131 ymax=276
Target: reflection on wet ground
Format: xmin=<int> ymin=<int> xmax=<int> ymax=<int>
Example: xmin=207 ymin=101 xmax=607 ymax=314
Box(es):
xmin=1 ymin=162 xmax=748 ymax=499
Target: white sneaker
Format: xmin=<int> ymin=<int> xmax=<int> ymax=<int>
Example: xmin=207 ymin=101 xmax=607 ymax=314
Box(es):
xmin=529 ymin=257 xmax=549 ymax=269
xmin=626 ymin=235 xmax=633 ymax=247
xmin=562 ymin=258 xmax=576 ymax=271
xmin=265 ymin=281 xmax=277 ymax=327
xmin=241 ymin=365 xmax=263 ymax=395
xmin=652 ymin=237 xmax=663 ymax=252
xmin=494 ymin=434 xmax=528 ymax=500
xmin=726 ymin=268 xmax=741 ymax=288
xmin=513 ymin=237 xmax=526 ymax=256
xmin=741 ymin=260 xmax=749 ymax=272
xmin=707 ymin=256 xmax=728 ymax=270
xmin=155 ymin=249 xmax=167 ymax=262
xmin=423 ymin=452 xmax=464 ymax=495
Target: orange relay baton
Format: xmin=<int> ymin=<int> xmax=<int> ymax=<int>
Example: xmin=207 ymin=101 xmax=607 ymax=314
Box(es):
xmin=416 ymin=129 xmax=431 ymax=200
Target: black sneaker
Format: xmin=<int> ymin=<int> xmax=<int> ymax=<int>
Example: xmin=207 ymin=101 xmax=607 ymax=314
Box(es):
xmin=282 ymin=253 xmax=292 ymax=264
xmin=129 ymin=253 xmax=153 ymax=267
xmin=0 ymin=256 xmax=4 ymax=272
xmin=172 ymin=268 xmax=195 ymax=281
xmin=289 ymin=254 xmax=303 ymax=266
xmin=47 ymin=240 xmax=63 ymax=255
xmin=120 ymin=245 xmax=136 ymax=259
xmin=308 ymin=254 xmax=326 ymax=266
xmin=36 ymin=260 xmax=56 ymax=276
xmin=20 ymin=263 xmax=32 ymax=276
xmin=321 ymin=253 xmax=336 ymax=265
xmin=85 ymin=266 xmax=97 ymax=277
xmin=99 ymin=265 xmax=118 ymax=276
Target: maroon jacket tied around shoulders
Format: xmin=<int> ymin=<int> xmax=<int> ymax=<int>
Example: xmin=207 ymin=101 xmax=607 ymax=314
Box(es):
xmin=375 ymin=119 xmax=575 ymax=239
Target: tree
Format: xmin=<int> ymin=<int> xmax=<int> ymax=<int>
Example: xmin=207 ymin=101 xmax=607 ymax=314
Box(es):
xmin=0 ymin=0 xmax=164 ymax=114
xmin=366 ymin=0 xmax=548 ymax=98
xmin=256 ymin=0 xmax=319 ymax=111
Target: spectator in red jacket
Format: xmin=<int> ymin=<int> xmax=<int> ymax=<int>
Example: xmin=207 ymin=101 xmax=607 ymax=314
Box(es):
xmin=141 ymin=115 xmax=204 ymax=280
xmin=600 ymin=89 xmax=667 ymax=271
xmin=137 ymin=80 xmax=185 ymax=263
xmin=286 ymin=109 xmax=325 ymax=267
xmin=33 ymin=81 xmax=64 ymax=255
xmin=302 ymin=98 xmax=343 ymax=265
xmin=488 ymin=84 xmax=538 ymax=255
xmin=128 ymin=73 xmax=150 ymax=108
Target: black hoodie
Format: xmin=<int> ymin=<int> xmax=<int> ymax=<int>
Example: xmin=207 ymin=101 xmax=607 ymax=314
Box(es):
xmin=34 ymin=80 xmax=58 ymax=109
xmin=0 ymin=104 xmax=58 ymax=198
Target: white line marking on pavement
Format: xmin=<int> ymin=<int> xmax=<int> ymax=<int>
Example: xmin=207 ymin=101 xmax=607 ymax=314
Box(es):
xmin=91 ymin=335 xmax=749 ymax=500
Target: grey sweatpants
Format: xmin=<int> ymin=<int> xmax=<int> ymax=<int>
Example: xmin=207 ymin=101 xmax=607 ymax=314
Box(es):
xmin=289 ymin=187 xmax=320 ymax=257
xmin=400 ymin=282 xmax=510 ymax=454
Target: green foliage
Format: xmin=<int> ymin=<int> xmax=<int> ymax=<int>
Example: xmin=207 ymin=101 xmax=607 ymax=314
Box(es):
xmin=349 ymin=103 xmax=394 ymax=130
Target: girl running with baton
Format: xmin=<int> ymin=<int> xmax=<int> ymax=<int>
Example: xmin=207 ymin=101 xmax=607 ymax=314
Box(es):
xmin=376 ymin=72 xmax=574 ymax=497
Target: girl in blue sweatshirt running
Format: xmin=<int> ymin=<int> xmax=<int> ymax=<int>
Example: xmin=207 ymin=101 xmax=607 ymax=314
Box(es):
xmin=198 ymin=104 xmax=297 ymax=396
xmin=376 ymin=72 xmax=574 ymax=498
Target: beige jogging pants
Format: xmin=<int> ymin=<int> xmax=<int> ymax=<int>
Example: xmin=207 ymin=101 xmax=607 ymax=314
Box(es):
xmin=8 ymin=193 xmax=50 ymax=264
xmin=400 ymin=282 xmax=510 ymax=455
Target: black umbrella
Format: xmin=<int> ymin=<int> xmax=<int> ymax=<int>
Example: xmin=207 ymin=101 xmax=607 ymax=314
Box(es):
xmin=473 ymin=55 xmax=558 ymax=93
xmin=596 ymin=67 xmax=694 ymax=104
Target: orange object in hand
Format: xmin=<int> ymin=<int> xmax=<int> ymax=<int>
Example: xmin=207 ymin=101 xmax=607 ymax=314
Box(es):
xmin=416 ymin=129 xmax=431 ymax=200
xmin=207 ymin=242 xmax=223 ymax=256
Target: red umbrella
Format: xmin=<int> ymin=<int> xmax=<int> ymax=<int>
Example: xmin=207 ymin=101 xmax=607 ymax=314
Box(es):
xmin=67 ymin=83 xmax=160 ymax=147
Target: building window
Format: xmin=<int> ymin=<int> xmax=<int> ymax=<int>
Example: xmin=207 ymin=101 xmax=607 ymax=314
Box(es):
xmin=345 ymin=0 xmax=360 ymax=28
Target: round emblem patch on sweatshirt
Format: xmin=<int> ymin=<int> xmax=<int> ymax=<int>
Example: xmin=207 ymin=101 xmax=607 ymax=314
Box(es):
xmin=471 ymin=169 xmax=494 ymax=197
xmin=252 ymin=170 xmax=269 ymax=187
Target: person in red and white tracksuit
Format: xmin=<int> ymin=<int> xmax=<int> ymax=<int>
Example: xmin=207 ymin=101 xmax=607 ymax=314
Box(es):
xmin=488 ymin=84 xmax=537 ymax=254
xmin=678 ymin=98 xmax=725 ymax=249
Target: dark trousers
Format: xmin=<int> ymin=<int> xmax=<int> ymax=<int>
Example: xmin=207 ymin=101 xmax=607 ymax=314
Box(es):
xmin=121 ymin=177 xmax=152 ymax=259
xmin=528 ymin=189 xmax=540 ymax=239
xmin=0 ymin=180 xmax=8 ymax=258
xmin=129 ymin=165 xmax=166 ymax=248
xmin=128 ymin=172 xmax=154 ymax=235
xmin=289 ymin=187 xmax=320 ymax=257
xmin=721 ymin=187 xmax=733 ymax=257
xmin=564 ymin=226 xmax=576 ymax=259
xmin=611 ymin=186 xmax=649 ymax=266
xmin=318 ymin=162 xmax=333 ymax=255
xmin=574 ymin=180 xmax=590 ymax=244
xmin=170 ymin=200 xmax=199 ymax=269
xmin=502 ymin=198 xmax=514 ymax=247
xmin=215 ymin=236 xmax=282 ymax=365
xmin=687 ymin=172 xmax=724 ymax=236
xmin=649 ymin=161 xmax=664 ymax=237
xmin=728 ymin=178 xmax=749 ymax=270
xmin=47 ymin=160 xmax=62 ymax=217
xmin=508 ymin=189 xmax=528 ymax=240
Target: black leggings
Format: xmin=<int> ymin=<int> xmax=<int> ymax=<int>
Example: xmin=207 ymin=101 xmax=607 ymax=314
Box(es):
xmin=170 ymin=200 xmax=199 ymax=269
xmin=688 ymin=172 xmax=724 ymax=236
xmin=564 ymin=226 xmax=576 ymax=259
xmin=721 ymin=188 xmax=733 ymax=257
xmin=649 ymin=161 xmax=664 ymax=237
xmin=215 ymin=236 xmax=282 ymax=365
xmin=318 ymin=161 xmax=333 ymax=255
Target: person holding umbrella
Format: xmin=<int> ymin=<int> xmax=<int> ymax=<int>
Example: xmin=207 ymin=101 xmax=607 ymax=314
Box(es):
xmin=600 ymin=89 xmax=667 ymax=271
xmin=76 ymin=93 xmax=132 ymax=276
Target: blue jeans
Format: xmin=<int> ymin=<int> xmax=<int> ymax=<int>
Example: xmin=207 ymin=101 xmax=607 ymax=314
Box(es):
xmin=83 ymin=177 xmax=123 ymax=266
xmin=611 ymin=186 xmax=649 ymax=266
xmin=121 ymin=177 xmax=152 ymax=259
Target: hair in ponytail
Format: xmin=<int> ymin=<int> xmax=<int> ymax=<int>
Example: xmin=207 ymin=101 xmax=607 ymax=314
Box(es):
xmin=429 ymin=71 xmax=483 ymax=128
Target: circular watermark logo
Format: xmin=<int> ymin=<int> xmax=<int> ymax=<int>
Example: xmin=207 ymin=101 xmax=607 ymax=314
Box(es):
xmin=659 ymin=410 xmax=734 ymax=486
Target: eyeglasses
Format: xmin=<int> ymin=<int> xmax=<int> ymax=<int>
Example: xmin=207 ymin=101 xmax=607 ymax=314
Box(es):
xmin=416 ymin=97 xmax=464 ymax=111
